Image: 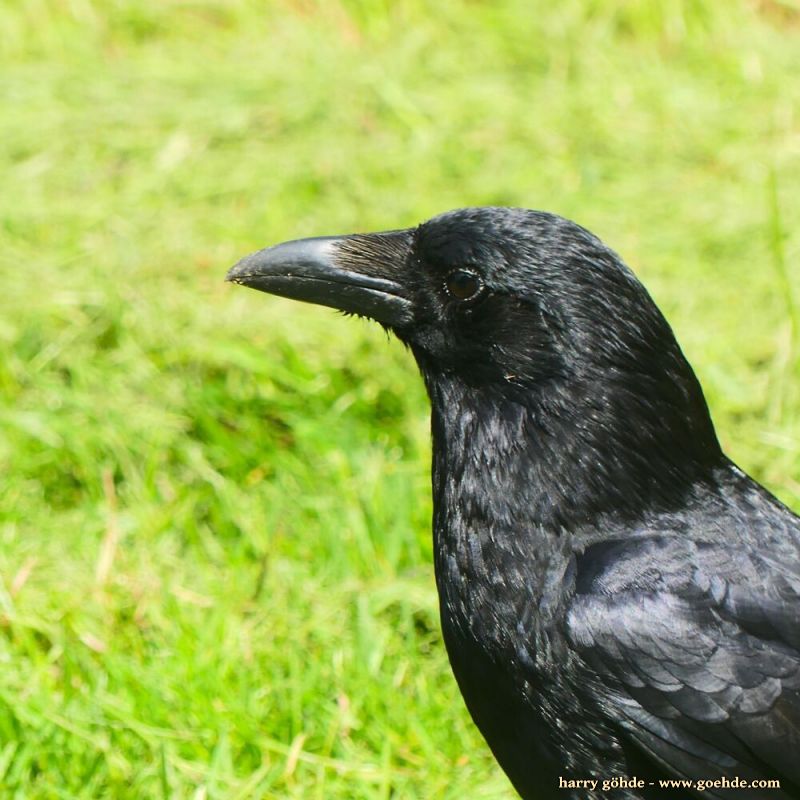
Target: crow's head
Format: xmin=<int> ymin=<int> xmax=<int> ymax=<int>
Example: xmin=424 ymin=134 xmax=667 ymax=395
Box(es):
xmin=228 ymin=207 xmax=722 ymax=480
xmin=229 ymin=208 xmax=696 ymax=395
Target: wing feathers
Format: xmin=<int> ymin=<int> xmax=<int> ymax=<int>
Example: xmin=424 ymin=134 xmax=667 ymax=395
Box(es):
xmin=567 ymin=536 xmax=800 ymax=791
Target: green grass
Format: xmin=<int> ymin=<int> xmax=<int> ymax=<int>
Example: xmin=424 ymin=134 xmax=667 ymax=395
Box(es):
xmin=1 ymin=0 xmax=799 ymax=797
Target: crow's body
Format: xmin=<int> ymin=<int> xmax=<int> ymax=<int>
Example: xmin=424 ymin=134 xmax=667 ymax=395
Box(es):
xmin=227 ymin=208 xmax=800 ymax=799
xmin=429 ymin=371 xmax=800 ymax=799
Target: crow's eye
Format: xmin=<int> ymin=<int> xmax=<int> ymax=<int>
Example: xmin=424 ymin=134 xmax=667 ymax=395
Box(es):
xmin=445 ymin=270 xmax=483 ymax=301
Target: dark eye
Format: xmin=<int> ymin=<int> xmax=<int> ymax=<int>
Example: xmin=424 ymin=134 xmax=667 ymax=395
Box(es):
xmin=445 ymin=270 xmax=483 ymax=301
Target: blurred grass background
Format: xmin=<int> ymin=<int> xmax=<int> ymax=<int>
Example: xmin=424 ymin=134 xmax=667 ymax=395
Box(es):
xmin=1 ymin=0 xmax=799 ymax=797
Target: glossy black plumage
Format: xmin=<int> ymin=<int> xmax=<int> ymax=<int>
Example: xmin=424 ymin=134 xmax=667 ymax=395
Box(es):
xmin=227 ymin=207 xmax=800 ymax=799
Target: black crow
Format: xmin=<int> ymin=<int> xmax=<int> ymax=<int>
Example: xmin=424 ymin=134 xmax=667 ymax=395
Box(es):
xmin=226 ymin=207 xmax=800 ymax=799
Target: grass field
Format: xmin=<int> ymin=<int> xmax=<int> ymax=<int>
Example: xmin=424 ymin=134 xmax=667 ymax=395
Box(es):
xmin=1 ymin=1 xmax=799 ymax=797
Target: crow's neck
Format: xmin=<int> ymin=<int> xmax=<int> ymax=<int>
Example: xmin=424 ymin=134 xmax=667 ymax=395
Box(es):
xmin=421 ymin=368 xmax=725 ymax=544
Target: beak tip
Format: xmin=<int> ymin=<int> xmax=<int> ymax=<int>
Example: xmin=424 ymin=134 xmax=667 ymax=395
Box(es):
xmin=225 ymin=254 xmax=258 ymax=285
xmin=225 ymin=238 xmax=338 ymax=289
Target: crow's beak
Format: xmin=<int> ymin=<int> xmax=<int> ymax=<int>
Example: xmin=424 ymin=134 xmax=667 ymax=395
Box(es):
xmin=226 ymin=230 xmax=414 ymax=328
